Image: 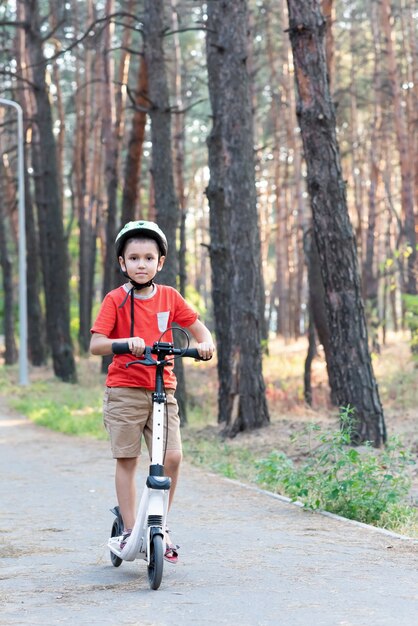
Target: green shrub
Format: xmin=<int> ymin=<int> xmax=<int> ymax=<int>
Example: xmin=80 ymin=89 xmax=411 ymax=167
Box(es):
xmin=256 ymin=406 xmax=416 ymax=531
xmin=403 ymin=294 xmax=418 ymax=358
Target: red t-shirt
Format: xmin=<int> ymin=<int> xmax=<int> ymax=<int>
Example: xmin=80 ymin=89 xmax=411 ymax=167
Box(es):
xmin=91 ymin=284 xmax=198 ymax=389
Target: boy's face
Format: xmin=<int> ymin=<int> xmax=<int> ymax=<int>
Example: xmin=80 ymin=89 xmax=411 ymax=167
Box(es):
xmin=119 ymin=238 xmax=165 ymax=284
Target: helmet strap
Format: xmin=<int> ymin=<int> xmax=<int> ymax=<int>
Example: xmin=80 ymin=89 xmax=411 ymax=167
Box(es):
xmin=117 ymin=274 xmax=156 ymax=337
xmin=129 ymin=278 xmax=154 ymax=291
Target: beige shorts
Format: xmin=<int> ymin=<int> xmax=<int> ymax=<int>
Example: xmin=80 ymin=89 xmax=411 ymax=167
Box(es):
xmin=103 ymin=387 xmax=182 ymax=459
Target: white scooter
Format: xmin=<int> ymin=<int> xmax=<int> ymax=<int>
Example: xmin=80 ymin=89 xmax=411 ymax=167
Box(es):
xmin=108 ymin=339 xmax=207 ymax=590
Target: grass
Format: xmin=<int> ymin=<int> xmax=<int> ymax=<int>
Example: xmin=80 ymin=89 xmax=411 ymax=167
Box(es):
xmin=0 ymin=361 xmax=106 ymax=439
xmin=255 ymin=408 xmax=416 ymax=530
xmin=182 ymin=430 xmax=259 ymax=482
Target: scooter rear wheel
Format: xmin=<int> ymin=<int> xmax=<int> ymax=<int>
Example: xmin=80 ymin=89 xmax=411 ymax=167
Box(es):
xmin=148 ymin=533 xmax=164 ymax=590
xmin=110 ymin=516 xmax=123 ymax=567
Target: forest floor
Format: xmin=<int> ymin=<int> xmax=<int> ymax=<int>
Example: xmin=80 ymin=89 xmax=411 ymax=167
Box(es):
xmin=182 ymin=332 xmax=418 ymax=512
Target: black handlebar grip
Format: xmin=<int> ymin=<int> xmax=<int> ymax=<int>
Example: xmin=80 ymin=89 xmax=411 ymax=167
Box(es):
xmin=180 ymin=347 xmax=201 ymax=359
xmin=180 ymin=348 xmax=212 ymax=361
xmin=112 ymin=341 xmax=131 ymax=354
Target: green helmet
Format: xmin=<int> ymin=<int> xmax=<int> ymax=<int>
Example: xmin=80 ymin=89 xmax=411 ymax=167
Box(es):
xmin=115 ymin=220 xmax=168 ymax=258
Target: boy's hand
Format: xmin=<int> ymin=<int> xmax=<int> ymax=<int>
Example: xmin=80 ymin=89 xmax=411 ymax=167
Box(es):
xmin=196 ymin=342 xmax=215 ymax=361
xmin=128 ymin=336 xmax=146 ymax=357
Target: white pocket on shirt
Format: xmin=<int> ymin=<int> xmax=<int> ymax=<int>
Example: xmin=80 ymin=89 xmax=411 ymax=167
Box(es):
xmin=157 ymin=311 xmax=170 ymax=332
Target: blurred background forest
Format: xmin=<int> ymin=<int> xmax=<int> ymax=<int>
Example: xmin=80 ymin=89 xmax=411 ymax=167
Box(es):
xmin=0 ymin=1 xmax=417 ymax=433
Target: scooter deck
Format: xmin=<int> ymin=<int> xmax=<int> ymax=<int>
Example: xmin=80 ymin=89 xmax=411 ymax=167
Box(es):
xmin=108 ymin=527 xmax=146 ymax=562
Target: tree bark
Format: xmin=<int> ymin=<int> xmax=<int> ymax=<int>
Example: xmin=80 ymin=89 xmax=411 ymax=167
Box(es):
xmin=205 ymin=133 xmax=233 ymax=423
xmin=99 ymin=0 xmax=125 ymax=373
xmin=303 ymin=312 xmax=316 ymax=406
xmin=171 ymin=0 xmax=187 ymax=298
xmin=16 ymin=0 xmax=46 ymax=366
xmin=286 ymin=0 xmax=386 ymax=445
xmin=143 ymin=0 xmax=187 ymax=422
xmin=206 ymin=0 xmax=269 ymax=434
xmin=0 ymin=157 xmax=18 ymax=365
xmin=321 ymin=0 xmax=335 ymax=93
xmin=144 ymin=0 xmax=178 ymax=286
xmin=381 ymin=0 xmax=417 ymax=295
xmin=362 ymin=4 xmax=384 ymax=354
xmin=121 ymin=55 xmax=148 ymax=225
xmin=303 ymin=227 xmax=333 ymax=393
xmin=24 ymin=0 xmax=77 ymax=382
xmin=73 ymin=0 xmax=96 ymax=354
xmin=24 ymin=162 xmax=47 ymax=365
xmin=101 ymin=0 xmax=120 ymax=300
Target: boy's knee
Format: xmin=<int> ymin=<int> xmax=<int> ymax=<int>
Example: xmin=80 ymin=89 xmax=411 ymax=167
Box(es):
xmin=164 ymin=450 xmax=182 ymax=469
xmin=117 ymin=457 xmax=138 ymax=470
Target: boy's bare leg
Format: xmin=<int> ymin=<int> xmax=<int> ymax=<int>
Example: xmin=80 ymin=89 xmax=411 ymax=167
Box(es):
xmin=115 ymin=457 xmax=138 ymax=530
xmin=164 ymin=450 xmax=182 ymax=509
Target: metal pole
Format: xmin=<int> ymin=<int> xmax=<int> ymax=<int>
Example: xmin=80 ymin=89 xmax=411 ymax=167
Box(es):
xmin=0 ymin=98 xmax=28 ymax=385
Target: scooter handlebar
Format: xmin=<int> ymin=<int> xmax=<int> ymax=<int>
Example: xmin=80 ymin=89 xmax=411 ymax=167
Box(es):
xmin=111 ymin=342 xmax=209 ymax=361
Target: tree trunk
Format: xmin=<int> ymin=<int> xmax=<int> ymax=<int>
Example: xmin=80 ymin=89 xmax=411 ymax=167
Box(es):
xmin=121 ymin=55 xmax=148 ymax=225
xmin=101 ymin=0 xmax=120 ymax=300
xmin=99 ymin=0 xmax=124 ymax=373
xmin=206 ymin=121 xmax=233 ymax=424
xmin=321 ymin=0 xmax=335 ymax=93
xmin=348 ymin=18 xmax=364 ymax=249
xmin=286 ymin=0 xmax=386 ymax=445
xmin=206 ymin=0 xmax=269 ymax=434
xmin=362 ymin=3 xmax=384 ymax=354
xmin=24 ymin=163 xmax=47 ymax=366
xmin=144 ymin=0 xmax=178 ymax=287
xmin=0 ymin=159 xmax=18 ymax=365
xmin=73 ymin=0 xmax=97 ymax=354
xmin=24 ymin=0 xmax=77 ymax=382
xmin=171 ymin=0 xmax=187 ymax=298
xmin=16 ymin=0 xmax=46 ymax=366
xmin=143 ymin=0 xmax=187 ymax=422
xmin=304 ymin=312 xmax=316 ymax=406
xmin=275 ymin=181 xmax=291 ymax=338
xmin=303 ymin=228 xmax=334 ymax=403
xmin=284 ymin=26 xmax=305 ymax=340
xmin=381 ymin=0 xmax=416 ymax=295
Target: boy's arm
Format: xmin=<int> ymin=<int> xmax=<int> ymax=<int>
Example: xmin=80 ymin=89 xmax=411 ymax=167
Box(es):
xmin=90 ymin=332 xmax=146 ymax=357
xmin=187 ymin=320 xmax=215 ymax=360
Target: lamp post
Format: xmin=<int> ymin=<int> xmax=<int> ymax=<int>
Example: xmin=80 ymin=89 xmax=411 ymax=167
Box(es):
xmin=0 ymin=97 xmax=28 ymax=385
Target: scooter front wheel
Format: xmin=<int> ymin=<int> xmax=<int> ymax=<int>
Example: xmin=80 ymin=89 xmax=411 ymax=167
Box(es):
xmin=148 ymin=533 xmax=164 ymax=590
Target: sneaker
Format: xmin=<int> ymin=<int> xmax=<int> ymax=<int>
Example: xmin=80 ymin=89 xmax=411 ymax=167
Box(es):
xmin=164 ymin=528 xmax=179 ymax=564
xmin=164 ymin=543 xmax=179 ymax=564
xmin=120 ymin=529 xmax=132 ymax=550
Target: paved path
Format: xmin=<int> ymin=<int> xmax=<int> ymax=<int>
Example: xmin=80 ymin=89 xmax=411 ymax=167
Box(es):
xmin=0 ymin=408 xmax=417 ymax=626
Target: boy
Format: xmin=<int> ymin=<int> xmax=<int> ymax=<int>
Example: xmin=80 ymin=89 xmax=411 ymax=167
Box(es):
xmin=90 ymin=220 xmax=215 ymax=563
